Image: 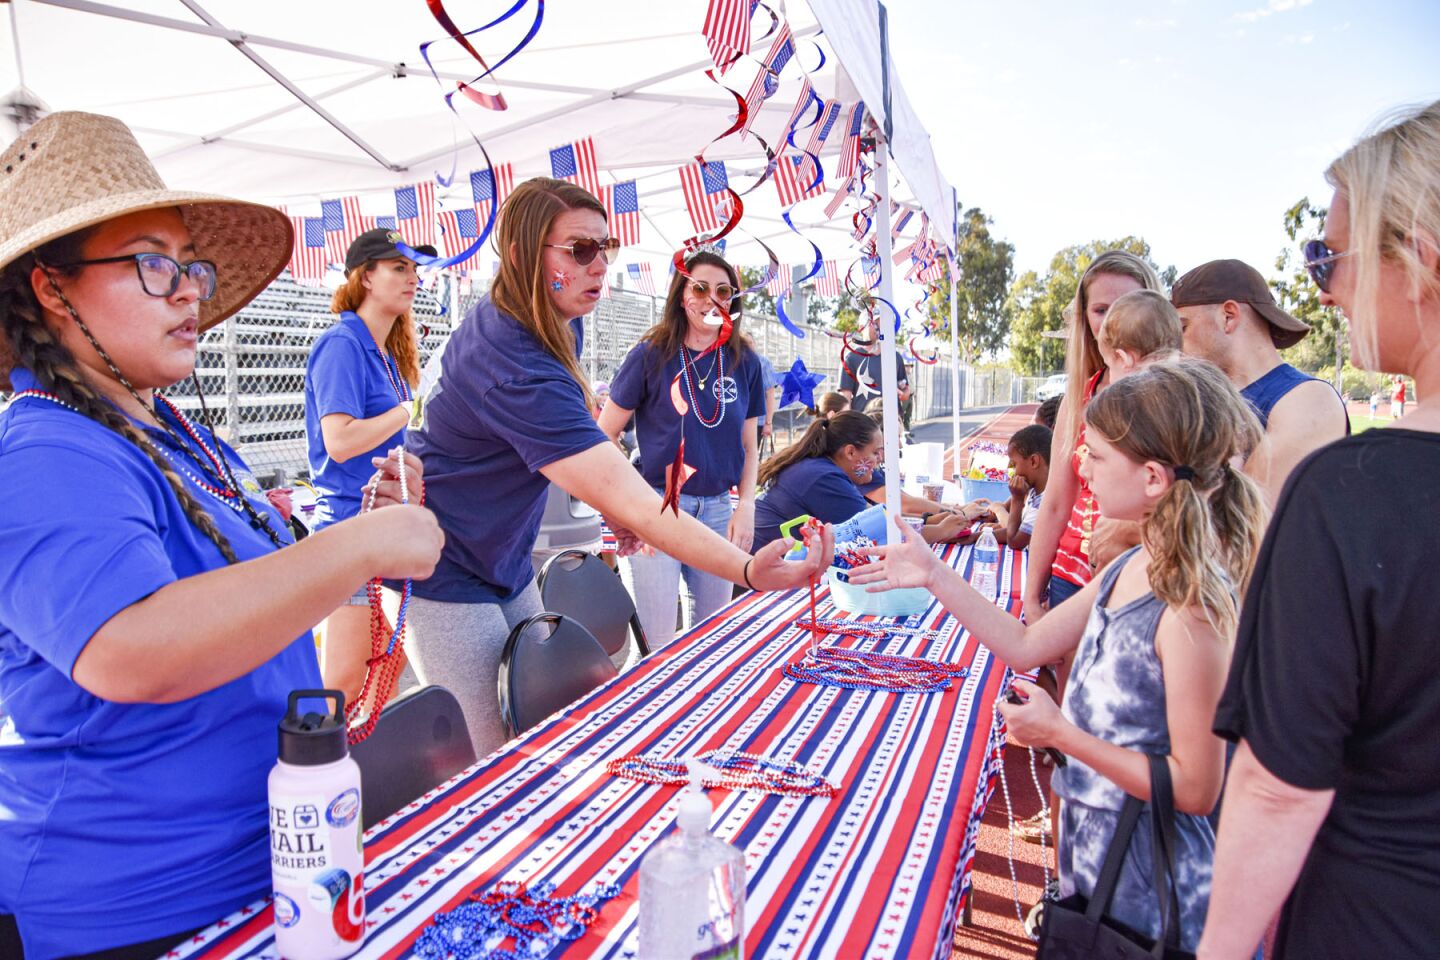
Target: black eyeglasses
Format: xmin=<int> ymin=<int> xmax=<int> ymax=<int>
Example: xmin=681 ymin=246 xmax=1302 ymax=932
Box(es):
xmin=53 ymin=253 xmax=218 ymax=300
xmin=687 ymin=280 xmax=737 ymax=302
xmin=1302 ymin=239 xmax=1353 ymax=294
xmin=544 ymin=237 xmax=620 ymax=266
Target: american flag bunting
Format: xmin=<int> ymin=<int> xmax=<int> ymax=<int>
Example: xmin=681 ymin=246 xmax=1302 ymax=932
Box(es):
xmin=702 ymin=0 xmax=752 ymax=74
xmin=836 ymin=101 xmax=866 ymax=178
xmin=679 ymin=160 xmax=732 ymax=234
xmin=775 ymin=77 xmax=816 ymax=159
xmin=625 ymin=263 xmax=656 ymax=296
xmin=359 ymin=215 xmax=398 ymax=232
xmin=740 ymin=23 xmax=793 ymax=138
xmin=774 ymin=154 xmax=824 ymax=207
xmin=438 ymin=208 xmax=484 ymax=270
xmin=765 ymin=264 xmax=792 ymax=298
xmin=550 ymin=138 xmax=602 ymax=199
xmin=813 ymin=259 xmax=841 ymax=297
xmin=394 ymin=182 xmax=437 ymax=247
xmin=824 ymin=174 xmax=856 ymax=219
xmin=472 ymin=163 xmax=515 ymax=224
xmin=799 ymin=99 xmax=843 ymax=184
xmin=601 ymin=180 xmax=642 ymax=247
xmin=321 ymin=196 xmax=364 ymax=262
xmin=288 ymin=215 xmax=329 ymax=284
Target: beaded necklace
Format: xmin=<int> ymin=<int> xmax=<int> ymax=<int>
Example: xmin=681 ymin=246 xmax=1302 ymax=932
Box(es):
xmin=606 ymin=749 xmax=836 ymax=798
xmin=994 ymin=699 xmax=1052 ymax=940
xmin=412 ymin=880 xmax=621 ymax=960
xmin=677 ymin=344 xmax=727 ymax=428
xmin=783 ymin=648 xmax=968 ymax=693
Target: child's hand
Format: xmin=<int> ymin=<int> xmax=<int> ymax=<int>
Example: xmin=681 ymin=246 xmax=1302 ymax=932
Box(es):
xmin=997 ymin=679 xmax=1064 ymax=748
xmin=848 ymin=518 xmax=941 ymax=591
xmin=1008 ymin=473 xmax=1030 ymax=501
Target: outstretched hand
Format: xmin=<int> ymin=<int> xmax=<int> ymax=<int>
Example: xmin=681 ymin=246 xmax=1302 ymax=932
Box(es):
xmin=845 ymin=519 xmax=942 ymax=592
xmin=747 ymin=522 xmax=835 ymax=592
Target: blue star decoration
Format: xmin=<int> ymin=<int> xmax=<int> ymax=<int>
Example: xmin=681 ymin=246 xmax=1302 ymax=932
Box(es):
xmin=780 ymin=358 xmax=826 ymax=409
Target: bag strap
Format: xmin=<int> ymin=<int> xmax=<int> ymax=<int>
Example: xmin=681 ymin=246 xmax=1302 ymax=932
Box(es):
xmin=1147 ymin=753 xmax=1184 ymax=955
xmin=1083 ymin=792 xmax=1145 ymax=922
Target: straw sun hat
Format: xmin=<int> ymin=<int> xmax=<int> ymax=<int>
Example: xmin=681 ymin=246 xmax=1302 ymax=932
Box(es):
xmin=0 ymin=111 xmax=293 ymax=388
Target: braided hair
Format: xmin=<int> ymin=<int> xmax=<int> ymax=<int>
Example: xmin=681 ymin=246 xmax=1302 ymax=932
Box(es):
xmin=1 ymin=230 xmax=240 ymax=564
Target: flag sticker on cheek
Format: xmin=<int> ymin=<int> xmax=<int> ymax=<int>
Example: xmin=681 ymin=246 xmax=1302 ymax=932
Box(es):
xmin=552 ymin=269 xmax=571 ymax=292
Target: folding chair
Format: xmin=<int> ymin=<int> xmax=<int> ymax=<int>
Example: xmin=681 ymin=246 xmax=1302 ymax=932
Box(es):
xmin=538 ymin=549 xmax=650 ymax=659
xmin=498 ymin=613 xmax=618 ymax=738
xmin=349 ymin=685 xmax=477 ymax=830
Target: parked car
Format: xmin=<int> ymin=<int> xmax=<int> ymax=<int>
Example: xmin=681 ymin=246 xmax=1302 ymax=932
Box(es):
xmin=1036 ymin=374 xmax=1067 ymax=401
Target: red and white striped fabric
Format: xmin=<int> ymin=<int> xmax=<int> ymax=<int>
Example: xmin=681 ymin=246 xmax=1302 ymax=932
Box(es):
xmin=775 ymin=77 xmax=815 ymax=159
xmin=179 ymin=543 xmax=1029 ymax=960
xmin=437 ymin=209 xmax=483 ymax=270
xmin=702 ymin=0 xmax=751 ymax=73
xmin=814 ymin=259 xmax=841 ymax=297
xmin=600 ymin=181 xmax=642 ymax=247
xmin=321 ymin=195 xmax=364 ymax=263
xmin=773 ymin=153 xmax=824 ymax=207
xmin=765 ymin=264 xmax=792 ymax=297
xmin=549 ymin=138 xmax=602 ymax=199
xmin=679 ymin=160 xmax=731 ymax=234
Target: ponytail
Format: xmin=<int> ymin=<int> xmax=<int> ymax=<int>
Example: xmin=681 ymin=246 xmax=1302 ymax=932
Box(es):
xmin=758 ymin=410 xmax=878 ymax=488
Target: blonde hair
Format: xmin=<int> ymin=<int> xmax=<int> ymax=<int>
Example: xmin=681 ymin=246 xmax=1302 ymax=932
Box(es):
xmin=1098 ymin=289 xmax=1183 ymax=362
xmin=489 ymin=177 xmax=607 ymax=408
xmin=1084 ymin=358 xmax=1267 ymax=639
xmin=1062 ymin=250 xmax=1163 ymax=441
xmin=1325 ymin=100 xmax=1440 ymax=370
xmin=330 ymin=265 xmax=420 ymax=388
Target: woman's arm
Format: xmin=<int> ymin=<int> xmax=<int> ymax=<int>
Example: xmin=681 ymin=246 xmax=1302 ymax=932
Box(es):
xmin=596 ymin=400 xmax=633 ymax=443
xmin=1197 ymin=742 xmax=1334 ymax=960
xmin=541 ymin=441 xmax=831 ymax=590
xmin=728 ymin=416 xmax=759 ymax=551
xmin=72 ymin=505 xmax=444 ymax=704
xmin=320 ymin=407 xmax=410 ymax=464
xmin=1023 ymin=399 xmax=1079 ymax=618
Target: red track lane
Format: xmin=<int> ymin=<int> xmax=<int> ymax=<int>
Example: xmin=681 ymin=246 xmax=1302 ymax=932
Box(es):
xmin=941 ymin=404 xmax=1039 ymax=479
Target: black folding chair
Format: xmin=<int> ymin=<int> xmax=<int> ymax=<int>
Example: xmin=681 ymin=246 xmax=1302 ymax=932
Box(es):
xmin=498 ymin=613 xmax=618 ymax=738
xmin=350 ymin=685 xmax=477 ymax=830
xmin=537 ymin=549 xmax=651 ymax=659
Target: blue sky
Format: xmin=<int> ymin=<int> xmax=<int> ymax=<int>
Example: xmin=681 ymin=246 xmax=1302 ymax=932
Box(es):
xmin=888 ymin=0 xmax=1440 ymax=279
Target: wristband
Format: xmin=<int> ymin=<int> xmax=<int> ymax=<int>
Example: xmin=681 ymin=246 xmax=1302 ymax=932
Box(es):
xmin=743 ymin=557 xmax=757 ymax=591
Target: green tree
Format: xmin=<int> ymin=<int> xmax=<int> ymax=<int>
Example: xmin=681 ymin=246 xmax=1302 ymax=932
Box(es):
xmin=1005 ymin=237 xmax=1174 ymax=375
xmin=1272 ymin=198 xmax=1345 ymax=386
xmin=924 ymin=206 xmax=1015 ymax=363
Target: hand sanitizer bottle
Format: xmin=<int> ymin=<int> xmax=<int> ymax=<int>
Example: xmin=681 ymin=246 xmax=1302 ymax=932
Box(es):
xmin=639 ymin=761 xmax=746 ymax=959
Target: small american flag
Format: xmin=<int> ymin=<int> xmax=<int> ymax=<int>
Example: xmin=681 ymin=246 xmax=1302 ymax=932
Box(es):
xmin=702 ymin=0 xmax=752 ymax=74
xmin=438 ymin=208 xmax=483 ymax=269
xmin=814 ymin=259 xmax=841 ymax=297
xmin=359 ymin=215 xmax=398 ymax=232
xmin=394 ymin=182 xmax=437 ymax=247
xmin=836 ymin=101 xmax=866 ymax=178
xmin=288 ymin=215 xmax=329 ymax=284
xmin=597 ymin=268 xmax=612 ymax=301
xmin=825 ymin=174 xmax=856 ymax=219
xmin=550 ymin=139 xmax=601 ymax=199
xmin=799 ymin=99 xmax=843 ymax=184
xmin=471 ymin=163 xmax=514 ymax=225
xmin=776 ymin=78 xmax=816 ymax=159
xmin=625 ymin=263 xmax=656 ymax=296
xmin=919 ymin=256 xmax=947 ymax=284
xmin=321 ymin=196 xmax=364 ymax=262
xmin=740 ymin=23 xmax=793 ymax=138
xmin=893 ymin=240 xmax=917 ymax=265
xmin=679 ymin=160 xmax=731 ymax=234
xmin=601 ymin=180 xmax=642 ymax=246
xmin=765 ymin=264 xmax=792 ymax=297
xmin=774 ymin=154 xmax=824 ymax=207
xmin=891 ymin=203 xmax=915 ymax=240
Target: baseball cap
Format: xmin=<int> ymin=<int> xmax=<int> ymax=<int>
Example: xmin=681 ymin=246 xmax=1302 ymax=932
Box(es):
xmin=1170 ymin=259 xmax=1310 ymax=349
xmin=344 ymin=228 xmax=438 ymax=275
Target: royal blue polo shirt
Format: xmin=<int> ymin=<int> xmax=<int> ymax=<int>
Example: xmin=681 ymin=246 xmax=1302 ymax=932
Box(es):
xmin=0 ymin=368 xmax=320 ymax=959
xmin=408 ymin=296 xmax=610 ymax=603
xmin=304 ymin=310 xmax=410 ymax=528
xmin=753 ymin=456 xmax=871 ymax=553
xmin=609 ymin=340 xmax=765 ymax=496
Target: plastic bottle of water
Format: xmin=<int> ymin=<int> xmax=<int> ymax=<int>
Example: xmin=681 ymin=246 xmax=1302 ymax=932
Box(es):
xmin=639 ymin=761 xmax=746 ymax=959
xmin=970 ymin=526 xmax=1000 ymax=602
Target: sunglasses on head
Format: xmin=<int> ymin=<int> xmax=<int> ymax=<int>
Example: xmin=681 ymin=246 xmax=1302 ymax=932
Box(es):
xmin=1302 ymin=239 xmax=1354 ymax=294
xmin=687 ymin=279 xmax=738 ymax=302
xmin=544 ymin=236 xmax=620 ymax=266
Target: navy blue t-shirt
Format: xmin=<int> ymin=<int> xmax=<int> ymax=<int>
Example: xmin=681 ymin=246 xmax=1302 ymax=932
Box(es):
xmin=857 ymin=465 xmax=886 ymax=495
xmin=609 ymin=340 xmax=766 ymax=497
xmin=0 ymin=369 xmax=319 ymax=957
xmin=304 ymin=310 xmax=410 ymax=528
xmin=409 ymin=297 xmax=610 ymax=602
xmin=838 ymin=349 xmax=908 ymax=414
xmin=753 ymin=456 xmax=871 ymax=553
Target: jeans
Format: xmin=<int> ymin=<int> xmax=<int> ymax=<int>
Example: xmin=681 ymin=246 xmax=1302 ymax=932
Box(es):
xmin=1048 ymin=574 xmax=1083 ymax=609
xmin=624 ymin=490 xmax=734 ymax=651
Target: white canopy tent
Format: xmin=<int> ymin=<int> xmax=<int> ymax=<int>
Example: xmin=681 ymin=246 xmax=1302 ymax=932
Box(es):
xmin=2 ymin=0 xmax=968 ymax=519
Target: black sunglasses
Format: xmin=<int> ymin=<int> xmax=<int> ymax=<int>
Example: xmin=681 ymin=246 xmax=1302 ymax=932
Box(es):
xmin=1302 ymin=239 xmax=1353 ymax=294
xmin=544 ymin=236 xmax=620 ymax=266
xmin=52 ymin=252 xmax=218 ymax=300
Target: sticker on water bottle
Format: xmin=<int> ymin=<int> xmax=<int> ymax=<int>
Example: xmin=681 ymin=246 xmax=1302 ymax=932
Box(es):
xmin=326 ymin=788 xmax=360 ymax=828
xmin=273 ymin=892 xmax=300 ymax=928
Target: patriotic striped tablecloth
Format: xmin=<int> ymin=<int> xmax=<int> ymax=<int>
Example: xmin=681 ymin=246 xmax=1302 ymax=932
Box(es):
xmin=182 ymin=543 xmax=1026 ymax=960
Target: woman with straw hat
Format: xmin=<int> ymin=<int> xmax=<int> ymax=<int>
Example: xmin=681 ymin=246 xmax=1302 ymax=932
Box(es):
xmin=0 ymin=113 xmax=443 ymax=959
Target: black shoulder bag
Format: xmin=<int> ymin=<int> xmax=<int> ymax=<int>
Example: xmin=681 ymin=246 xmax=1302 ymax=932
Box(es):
xmin=1036 ymin=753 xmax=1195 ymax=960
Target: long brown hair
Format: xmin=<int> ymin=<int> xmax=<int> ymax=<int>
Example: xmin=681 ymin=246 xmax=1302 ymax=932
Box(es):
xmin=1 ymin=229 xmax=239 ymax=563
xmin=329 ymin=263 xmax=420 ymax=387
xmin=490 ymin=177 xmax=606 ymax=407
xmin=640 ymin=250 xmax=751 ymax=370
xmin=758 ymin=410 xmax=878 ymax=489
xmin=1084 ymin=358 xmax=1267 ymax=638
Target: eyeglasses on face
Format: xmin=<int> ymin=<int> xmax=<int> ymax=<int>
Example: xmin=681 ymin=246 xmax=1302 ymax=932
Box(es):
xmin=53 ymin=253 xmax=218 ymax=300
xmin=543 ymin=237 xmax=620 ymax=266
xmin=687 ymin=279 xmax=738 ymax=302
xmin=1302 ymin=238 xmax=1354 ymax=294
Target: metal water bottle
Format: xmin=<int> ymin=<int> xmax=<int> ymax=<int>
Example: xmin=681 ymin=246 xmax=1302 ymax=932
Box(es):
xmin=268 ymin=690 xmax=365 ymax=960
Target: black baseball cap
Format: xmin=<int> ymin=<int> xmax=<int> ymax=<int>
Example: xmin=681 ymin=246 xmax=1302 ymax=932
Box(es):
xmin=344 ymin=228 xmax=438 ymax=275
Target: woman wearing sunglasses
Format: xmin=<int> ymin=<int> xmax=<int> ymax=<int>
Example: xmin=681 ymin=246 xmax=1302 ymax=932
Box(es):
xmin=0 ymin=114 xmax=440 ymax=959
xmin=1198 ymin=100 xmax=1440 ymax=960
xmin=597 ymin=251 xmax=765 ymax=648
xmin=404 ymin=179 xmax=832 ymax=754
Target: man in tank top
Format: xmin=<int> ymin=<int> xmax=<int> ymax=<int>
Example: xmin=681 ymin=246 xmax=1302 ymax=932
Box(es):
xmin=1172 ymin=259 xmax=1350 ymax=505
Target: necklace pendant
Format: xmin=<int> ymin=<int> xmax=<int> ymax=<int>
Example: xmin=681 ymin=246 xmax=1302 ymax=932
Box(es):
xmin=698 ymin=378 xmax=707 ymax=391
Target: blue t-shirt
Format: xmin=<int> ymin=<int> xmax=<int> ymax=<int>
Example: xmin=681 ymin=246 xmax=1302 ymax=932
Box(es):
xmin=753 ymin=456 xmax=871 ymax=553
xmin=304 ymin=310 xmax=410 ymax=528
xmin=408 ymin=297 xmax=610 ymax=602
xmin=609 ymin=341 xmax=766 ymax=497
xmin=0 ymin=369 xmax=320 ymax=959
xmin=857 ymin=465 xmax=886 ymax=496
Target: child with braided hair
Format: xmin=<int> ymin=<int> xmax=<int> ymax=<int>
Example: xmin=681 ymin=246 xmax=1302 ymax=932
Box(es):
xmin=0 ymin=113 xmax=443 ymax=959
